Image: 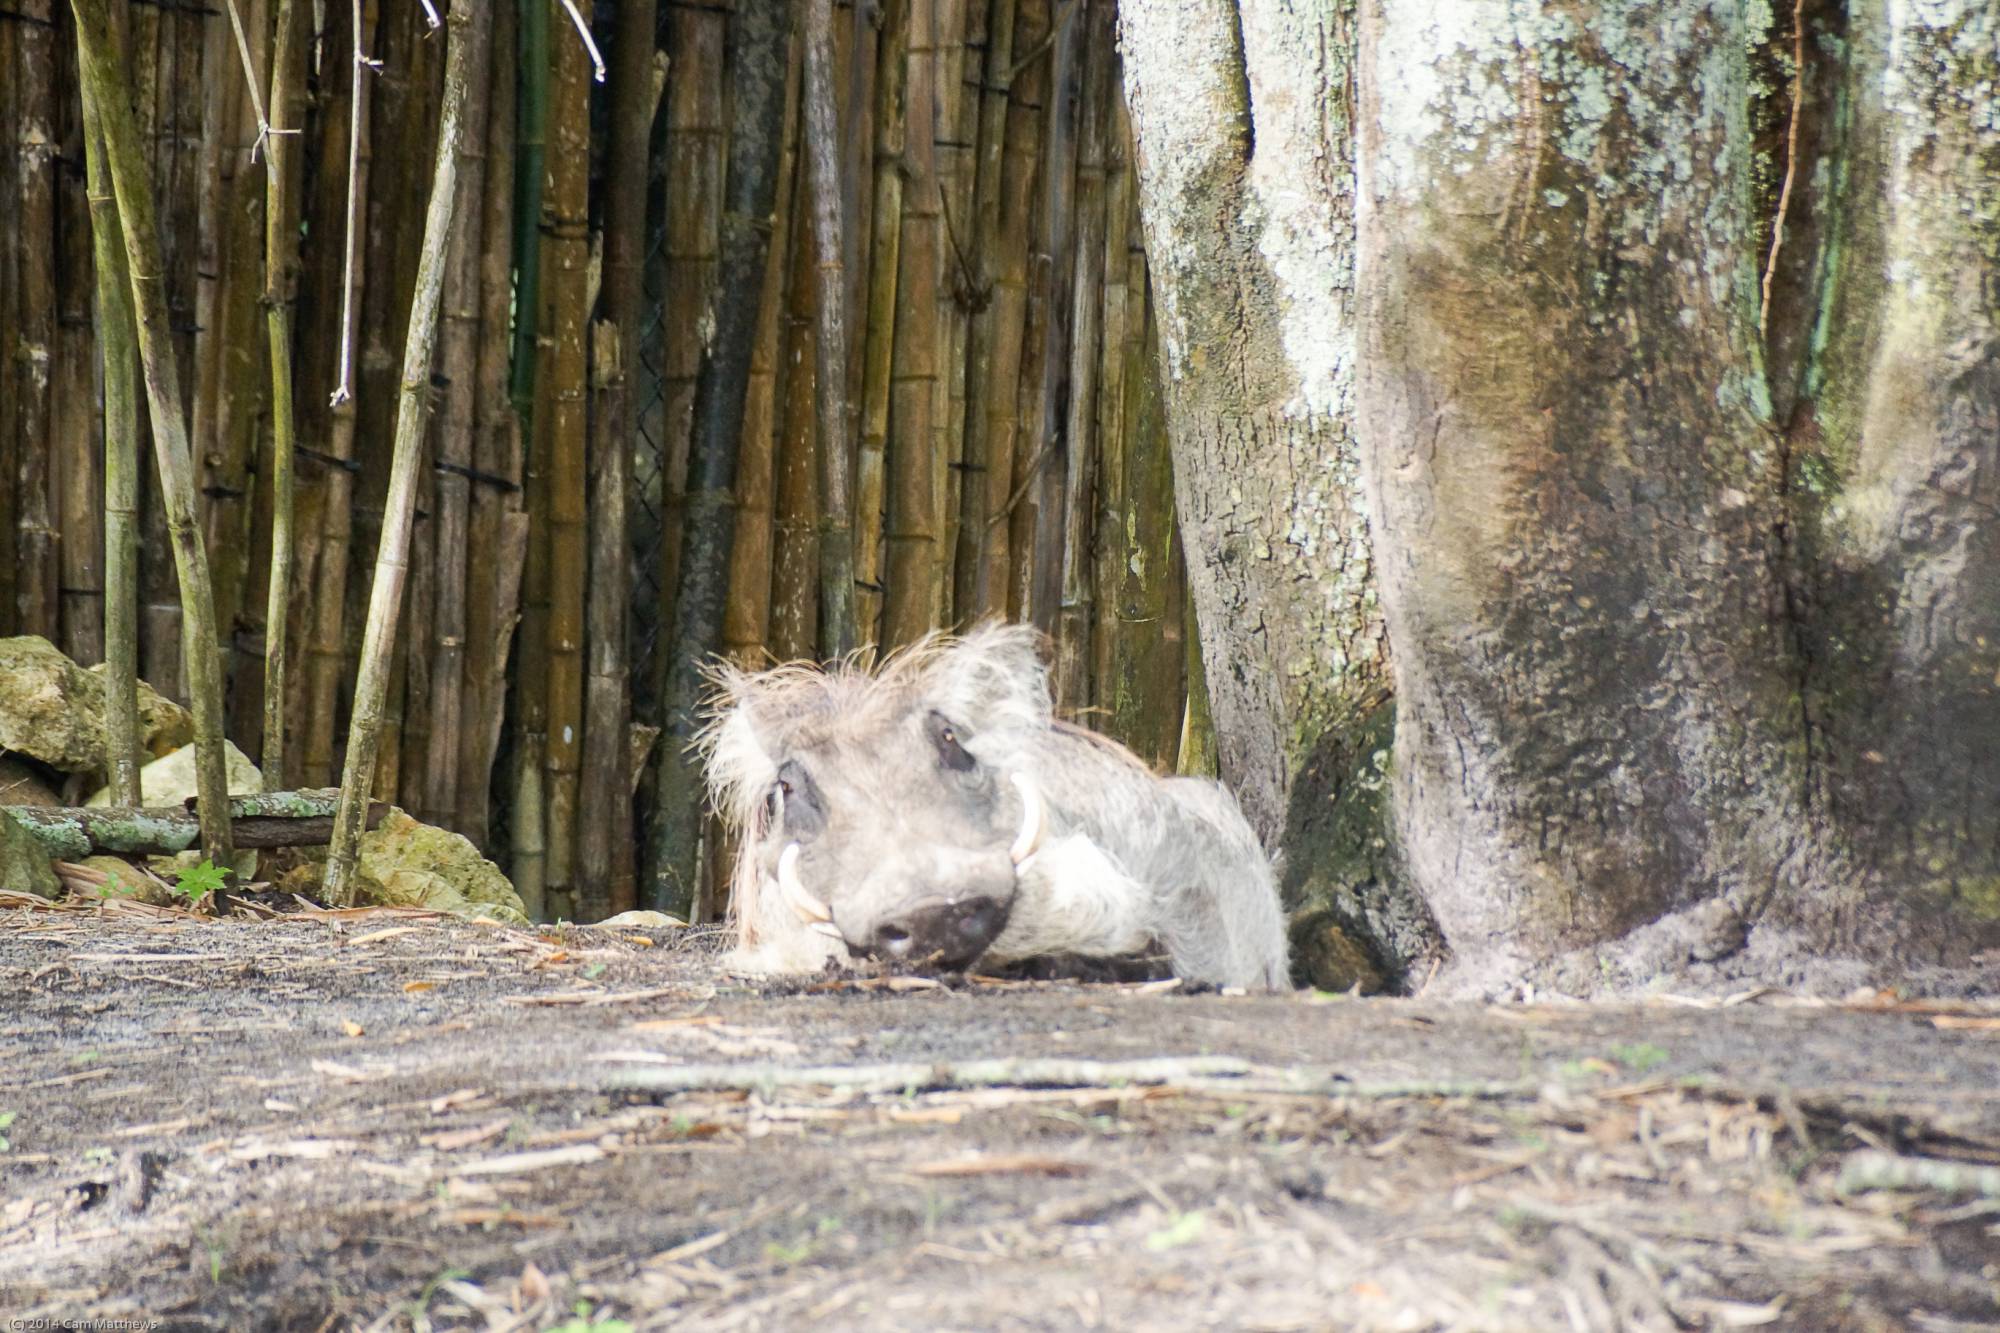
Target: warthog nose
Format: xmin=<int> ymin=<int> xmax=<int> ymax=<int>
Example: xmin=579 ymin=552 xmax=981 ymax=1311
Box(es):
xmin=867 ymin=897 xmax=1007 ymax=965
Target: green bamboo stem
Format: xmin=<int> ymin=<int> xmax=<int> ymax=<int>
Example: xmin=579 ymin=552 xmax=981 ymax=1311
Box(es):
xmin=69 ymin=0 xmax=234 ymax=869
xmin=324 ymin=0 xmax=480 ymax=906
xmin=80 ymin=75 xmax=143 ymax=810
xmin=509 ymin=0 xmax=549 ymax=418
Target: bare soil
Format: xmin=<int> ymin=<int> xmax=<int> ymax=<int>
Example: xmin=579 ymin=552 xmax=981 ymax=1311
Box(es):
xmin=3 ymin=904 xmax=1998 ymax=1332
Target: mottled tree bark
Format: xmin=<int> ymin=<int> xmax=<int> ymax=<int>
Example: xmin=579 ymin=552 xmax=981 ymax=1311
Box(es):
xmin=1121 ymin=0 xmax=1414 ymax=986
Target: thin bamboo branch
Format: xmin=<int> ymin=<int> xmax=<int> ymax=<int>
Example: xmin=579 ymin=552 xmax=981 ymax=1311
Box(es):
xmin=324 ymin=0 xmax=480 ymax=905
xmin=15 ymin=0 xmax=59 ymax=638
xmin=69 ymin=0 xmax=235 ymax=867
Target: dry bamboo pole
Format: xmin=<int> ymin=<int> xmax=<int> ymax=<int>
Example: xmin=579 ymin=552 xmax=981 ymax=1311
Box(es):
xmin=773 ymin=141 xmax=822 ymax=663
xmin=511 ymin=0 xmax=553 ymax=914
xmin=933 ymin=0 xmax=976 ymax=627
xmin=358 ymin=0 xmax=440 ymax=807
xmin=56 ymin=30 xmax=103 ymax=666
xmin=203 ymin=0 xmax=274 ymax=731
xmin=69 ymin=0 xmax=234 ymax=868
xmin=654 ymin=5 xmax=727 ymax=668
xmin=324 ymin=0 xmax=480 ymax=907
xmin=646 ymin=0 xmax=790 ymax=918
xmin=577 ymin=0 xmax=658 ymax=915
xmin=1178 ymin=582 xmax=1217 ymax=778
xmin=950 ymin=0 xmax=1022 ymax=621
xmin=187 ymin=3 xmax=234 ymax=573
xmin=1089 ymin=74 xmax=1132 ymax=715
xmin=1013 ymin=0 xmax=1080 ymax=629
xmin=129 ymin=0 xmax=178 ymax=696
xmin=882 ymin=0 xmax=942 ymax=648
xmin=421 ymin=0 xmax=496 ymax=827
xmin=302 ymin=0 xmax=380 ymax=788
xmin=457 ymin=0 xmax=523 ymax=849
xmin=720 ymin=47 xmax=805 ymax=674
xmin=839 ymin=0 xmax=877 ymax=421
xmin=1111 ymin=277 xmax=1183 ymax=768
xmin=0 ymin=12 xmax=18 ymax=635
xmin=541 ymin=1 xmax=592 ymax=913
xmin=853 ymin=0 xmax=909 ymax=650
xmin=1053 ymin=0 xmax=1110 ymax=709
xmin=803 ymin=0 xmax=858 ymax=657
xmin=15 ymin=0 xmax=59 ymax=638
xmin=81 ymin=71 xmax=144 ymax=807
xmin=256 ymin=0 xmax=305 ymax=790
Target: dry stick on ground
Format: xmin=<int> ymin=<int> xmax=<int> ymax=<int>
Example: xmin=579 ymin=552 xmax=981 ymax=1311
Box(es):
xmin=646 ymin=0 xmax=791 ymax=918
xmin=70 ymin=0 xmax=234 ymax=868
xmin=259 ymin=0 xmax=305 ymax=790
xmin=323 ymin=1 xmax=480 ymax=906
xmin=802 ymin=0 xmax=859 ymax=658
xmin=81 ymin=82 xmax=144 ymax=808
xmin=601 ymin=1056 xmax=1539 ymax=1102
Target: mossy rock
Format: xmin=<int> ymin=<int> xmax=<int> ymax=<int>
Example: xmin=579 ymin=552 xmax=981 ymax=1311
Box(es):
xmin=355 ymin=810 xmax=529 ymax=926
xmin=0 ymin=810 xmax=59 ymax=899
xmin=0 ymin=636 xmax=191 ymax=777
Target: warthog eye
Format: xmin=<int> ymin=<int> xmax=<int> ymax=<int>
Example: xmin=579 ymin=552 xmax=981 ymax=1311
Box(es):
xmin=768 ymin=760 xmax=823 ymax=838
xmin=928 ymin=711 xmax=976 ymax=773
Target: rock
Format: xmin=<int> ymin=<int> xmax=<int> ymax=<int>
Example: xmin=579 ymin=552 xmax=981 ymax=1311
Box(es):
xmin=67 ymin=855 xmax=173 ymax=905
xmin=356 ymin=810 xmax=530 ymax=926
xmin=87 ymin=742 xmax=265 ymax=879
xmin=0 ymin=637 xmax=193 ymax=778
xmin=0 ymin=756 xmax=61 ymax=808
xmin=599 ymin=909 xmax=685 ymax=928
xmin=0 ymin=810 xmax=60 ymax=898
xmin=87 ymin=663 xmax=194 ymax=757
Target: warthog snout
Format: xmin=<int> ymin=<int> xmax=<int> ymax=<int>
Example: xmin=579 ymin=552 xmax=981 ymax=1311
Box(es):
xmin=863 ymin=894 xmax=1009 ymax=964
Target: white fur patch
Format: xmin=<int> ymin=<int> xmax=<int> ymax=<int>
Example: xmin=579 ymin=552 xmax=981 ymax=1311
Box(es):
xmin=988 ymin=834 xmax=1153 ymax=961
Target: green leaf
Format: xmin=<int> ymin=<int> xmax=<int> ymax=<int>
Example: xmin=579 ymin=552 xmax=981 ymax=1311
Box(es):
xmin=174 ymin=858 xmax=229 ymax=899
xmin=1144 ymin=1210 xmax=1207 ymax=1251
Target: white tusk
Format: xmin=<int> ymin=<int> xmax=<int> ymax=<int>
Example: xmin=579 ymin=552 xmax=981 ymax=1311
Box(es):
xmin=810 ymin=920 xmax=846 ymax=939
xmin=1009 ymin=772 xmax=1046 ymax=870
xmin=777 ymin=843 xmax=833 ymax=923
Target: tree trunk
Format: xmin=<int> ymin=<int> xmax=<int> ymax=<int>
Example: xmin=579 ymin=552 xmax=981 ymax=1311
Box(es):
xmin=1121 ymin=0 xmax=1410 ymax=986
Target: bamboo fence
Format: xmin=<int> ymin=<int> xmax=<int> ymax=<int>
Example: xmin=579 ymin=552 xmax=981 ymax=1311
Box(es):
xmin=0 ymin=0 xmax=1198 ymax=922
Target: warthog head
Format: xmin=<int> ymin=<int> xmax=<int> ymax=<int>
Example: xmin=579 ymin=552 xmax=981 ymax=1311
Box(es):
xmin=703 ymin=625 xmax=1054 ymax=971
xmin=703 ymin=623 xmax=1291 ymax=988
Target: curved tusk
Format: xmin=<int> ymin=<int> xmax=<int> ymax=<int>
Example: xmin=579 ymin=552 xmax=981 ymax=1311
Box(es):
xmin=777 ymin=843 xmax=833 ymax=924
xmin=1009 ymin=772 xmax=1046 ymax=869
xmin=810 ymin=920 xmax=846 ymax=939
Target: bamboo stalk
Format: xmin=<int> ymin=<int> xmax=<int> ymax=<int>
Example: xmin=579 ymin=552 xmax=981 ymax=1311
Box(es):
xmin=324 ymin=0 xmax=480 ymax=906
xmin=853 ymin=0 xmax=910 ymax=650
xmin=933 ymin=0 xmax=976 ymax=629
xmin=422 ymin=0 xmax=496 ymax=827
xmin=803 ymin=0 xmax=858 ymax=658
xmin=1053 ymin=0 xmax=1109 ymax=709
xmin=646 ymin=0 xmax=791 ymax=918
xmin=541 ymin=0 xmax=592 ymax=912
xmin=773 ymin=137 xmax=823 ymax=663
xmin=882 ymin=0 xmax=942 ymax=648
xmin=0 ymin=13 xmax=18 ymax=636
xmin=721 ymin=46 xmax=805 ymax=674
xmin=81 ymin=74 xmax=143 ymax=807
xmin=302 ymin=0 xmax=380 ymax=788
xmin=15 ymin=0 xmax=59 ymax=638
xmin=69 ymin=0 xmax=235 ymax=868
xmin=510 ymin=0 xmax=553 ymax=914
xmin=1090 ymin=66 xmax=1132 ymax=715
xmin=56 ymin=19 xmax=103 ymax=666
xmin=654 ymin=5 xmax=727 ymax=670
xmin=952 ymin=0 xmax=1022 ymax=621
xmin=258 ymin=0 xmax=305 ymax=789
xmin=458 ymin=0 xmax=522 ymax=850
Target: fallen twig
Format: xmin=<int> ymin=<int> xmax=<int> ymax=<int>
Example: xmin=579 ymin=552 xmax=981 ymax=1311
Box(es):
xmin=1838 ymin=1150 xmax=2000 ymax=1199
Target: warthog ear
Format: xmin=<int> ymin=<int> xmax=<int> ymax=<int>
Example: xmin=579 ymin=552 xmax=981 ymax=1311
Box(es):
xmin=697 ymin=661 xmax=799 ymax=832
xmin=922 ymin=621 xmax=1053 ymax=742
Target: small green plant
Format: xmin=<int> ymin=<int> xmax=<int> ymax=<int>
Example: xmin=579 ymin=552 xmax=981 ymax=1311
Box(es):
xmin=97 ymin=871 xmax=138 ymax=899
xmin=83 ymin=1145 xmax=114 ymax=1167
xmin=171 ymin=858 xmax=229 ymax=904
xmin=1144 ymin=1210 xmax=1207 ymax=1251
xmin=1610 ymin=1041 xmax=1669 ymax=1075
xmin=193 ymin=1221 xmax=234 ymax=1283
xmin=0 ymin=1110 xmax=16 ymax=1152
xmin=545 ymin=1302 xmax=633 ymax=1333
xmin=583 ymin=962 xmax=608 ymax=980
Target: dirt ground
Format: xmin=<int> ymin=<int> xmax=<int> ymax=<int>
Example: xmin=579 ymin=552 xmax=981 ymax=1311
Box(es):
xmin=3 ymin=903 xmax=1998 ymax=1332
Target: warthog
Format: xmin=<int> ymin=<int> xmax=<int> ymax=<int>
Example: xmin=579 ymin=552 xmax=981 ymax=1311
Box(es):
xmin=701 ymin=624 xmax=1290 ymax=989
